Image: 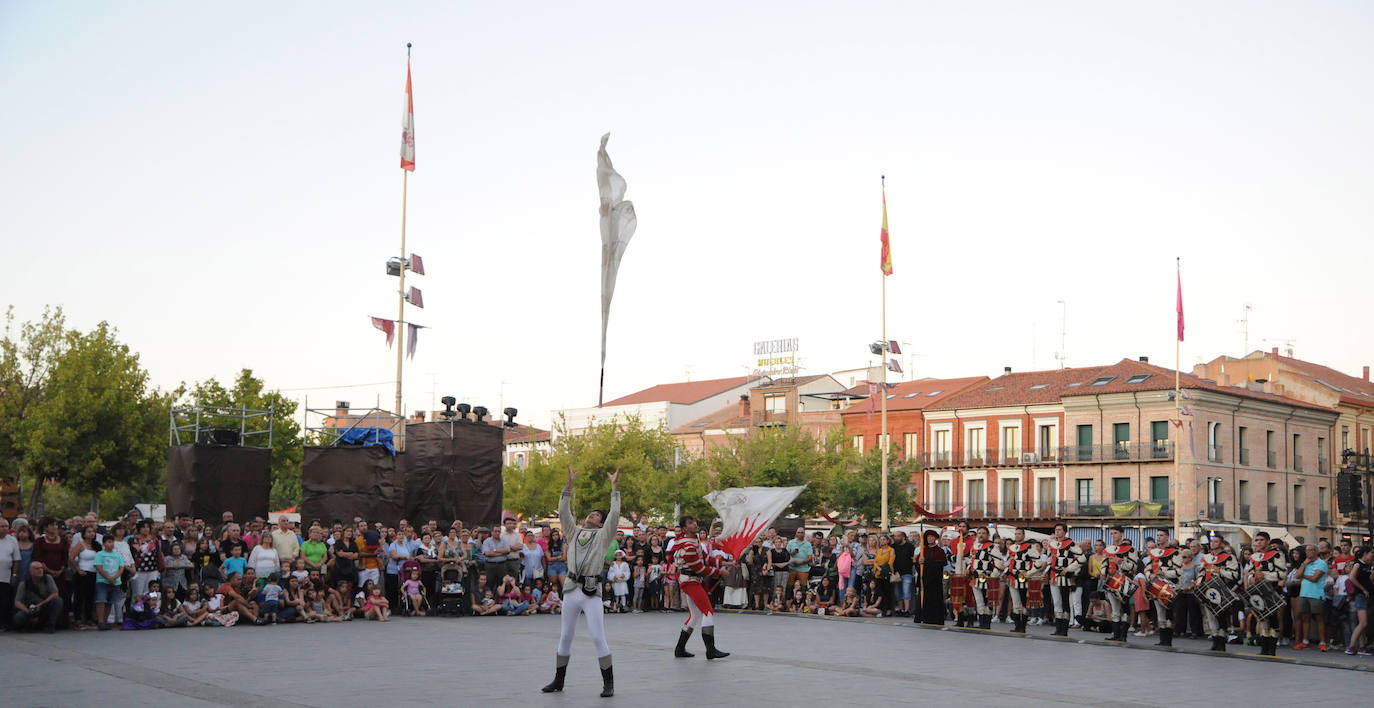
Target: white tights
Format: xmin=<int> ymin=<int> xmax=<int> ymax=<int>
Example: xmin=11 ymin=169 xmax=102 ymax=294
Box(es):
xmin=557 ymin=587 xmax=611 ymax=658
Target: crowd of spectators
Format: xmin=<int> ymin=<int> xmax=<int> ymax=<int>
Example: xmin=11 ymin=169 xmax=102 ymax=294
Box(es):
xmin=0 ymin=508 xmax=1369 ymax=662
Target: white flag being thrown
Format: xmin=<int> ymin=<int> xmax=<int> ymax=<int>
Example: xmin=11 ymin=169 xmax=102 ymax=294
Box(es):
xmin=705 ymin=485 xmax=807 ymax=559
xmin=597 ymin=133 xmax=637 ymax=406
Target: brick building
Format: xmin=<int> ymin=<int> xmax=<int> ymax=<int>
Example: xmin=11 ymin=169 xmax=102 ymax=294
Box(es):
xmin=838 ymin=376 xmax=988 ymax=472
xmin=672 ymin=375 xmax=857 ymax=457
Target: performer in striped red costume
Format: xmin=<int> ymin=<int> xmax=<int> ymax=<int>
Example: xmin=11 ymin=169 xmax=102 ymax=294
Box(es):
xmin=1046 ymin=522 xmax=1083 ymax=637
xmin=1103 ymin=526 xmax=1140 ymax=643
xmin=1146 ymin=544 xmax=1182 ymax=646
xmin=672 ymin=515 xmax=731 ymax=660
xmin=1196 ymin=546 xmax=1240 ymax=652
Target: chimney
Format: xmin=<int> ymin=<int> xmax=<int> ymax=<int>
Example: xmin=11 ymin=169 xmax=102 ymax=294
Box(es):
xmin=413 ymin=410 xmax=426 ymax=422
xmin=1219 ymin=372 xmax=1230 ymax=387
xmin=1139 ymin=356 xmax=1149 ymax=363
xmin=738 ymin=394 xmax=750 ymax=419
xmin=1271 ymin=347 xmax=1279 ymax=356
xmin=335 ymin=400 xmax=350 ymax=417
xmin=1364 ymin=366 xmax=1370 ymax=381
xmin=1003 ymin=366 xmax=1012 ymax=374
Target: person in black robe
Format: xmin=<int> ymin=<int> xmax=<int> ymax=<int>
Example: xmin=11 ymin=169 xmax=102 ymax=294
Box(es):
xmin=917 ymin=529 xmax=948 ymax=625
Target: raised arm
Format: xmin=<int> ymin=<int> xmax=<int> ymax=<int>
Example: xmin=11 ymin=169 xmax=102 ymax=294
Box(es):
xmin=559 ymin=464 xmax=576 ymax=532
xmin=603 ymin=467 xmax=622 ymax=532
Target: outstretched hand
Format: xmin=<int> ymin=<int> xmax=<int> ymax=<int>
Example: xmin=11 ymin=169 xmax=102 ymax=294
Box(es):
xmin=565 ymin=464 xmax=576 ymax=491
xmin=609 ymin=466 xmax=620 ymax=491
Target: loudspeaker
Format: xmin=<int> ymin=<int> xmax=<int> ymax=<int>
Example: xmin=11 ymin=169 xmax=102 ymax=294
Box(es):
xmin=1336 ymin=472 xmax=1364 ymax=514
xmin=166 ymin=444 xmax=270 ymax=522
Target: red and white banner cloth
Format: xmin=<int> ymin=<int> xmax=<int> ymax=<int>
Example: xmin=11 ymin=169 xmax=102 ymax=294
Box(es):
xmin=705 ymin=485 xmax=806 ymax=559
xmin=371 ymin=317 xmax=395 ymax=347
xmin=400 ymin=59 xmax=415 ymax=171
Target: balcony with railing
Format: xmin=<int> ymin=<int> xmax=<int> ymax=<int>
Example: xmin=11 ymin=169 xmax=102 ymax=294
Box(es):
xmin=1207 ymin=444 xmax=1223 ymax=463
xmin=1239 ymin=504 xmax=1251 ymax=521
xmin=1267 ymin=451 xmax=1277 ymax=469
xmin=1058 ymin=499 xmax=1174 ymax=518
xmin=1267 ymin=505 xmax=1279 ymax=523
xmin=1318 ymin=457 xmax=1328 ymax=475
xmin=1061 ymin=441 xmax=1174 ymax=464
xmin=752 ymin=410 xmax=789 ymax=427
xmin=1206 ymin=502 xmax=1225 ymax=520
xmin=1320 ymin=510 xmax=1330 ymax=526
xmin=1294 ymin=507 xmax=1305 ymax=524
xmin=1239 ymin=448 xmax=1250 ymax=466
xmin=1293 ymin=454 xmax=1303 ymax=473
xmin=922 ymin=501 xmax=1063 ymax=520
xmin=923 ymin=447 xmax=1060 ymax=469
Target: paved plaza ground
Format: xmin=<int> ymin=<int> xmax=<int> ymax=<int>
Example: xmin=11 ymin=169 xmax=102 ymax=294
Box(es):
xmin=3 ymin=610 xmax=1369 ymax=707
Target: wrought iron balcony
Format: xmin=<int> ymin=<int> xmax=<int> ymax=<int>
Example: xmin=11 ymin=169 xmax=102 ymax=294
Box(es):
xmin=1293 ymin=454 xmax=1303 ymax=473
xmin=1239 ymin=504 xmax=1251 ymax=521
xmin=1060 ymin=441 xmax=1174 ymax=463
xmin=1207 ymin=444 xmax=1223 ymax=463
xmin=1057 ymin=499 xmax=1174 ymax=518
xmin=1206 ymin=502 xmax=1225 ymax=520
xmin=1320 ymin=510 xmax=1330 ymax=526
xmin=1267 ymin=451 xmax=1278 ymax=469
xmin=1239 ymin=448 xmax=1250 ymax=465
xmin=1294 ymin=507 xmax=1305 ymax=524
xmin=1267 ymin=505 xmax=1279 ymax=523
xmin=1318 ymin=458 xmax=1328 ymax=475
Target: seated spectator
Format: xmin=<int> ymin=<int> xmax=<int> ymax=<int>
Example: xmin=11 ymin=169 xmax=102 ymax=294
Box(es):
xmin=1082 ymin=592 xmax=1112 ymax=633
xmin=163 ymin=543 xmax=193 ymax=600
xmin=402 ymin=567 xmax=427 ymax=615
xmin=180 ymin=585 xmax=210 ymax=626
xmin=123 ymin=579 xmax=162 ymax=630
xmin=328 ymin=579 xmax=354 ymax=621
xmin=215 ymin=572 xmax=259 ymax=624
xmin=500 ymin=575 xmax=531 ymax=616
xmin=601 ymin=580 xmax=616 ymax=613
xmin=221 ymin=544 xmax=248 ymax=578
xmin=860 ymin=580 xmax=884 ymax=617
xmin=158 ymin=588 xmax=189 ymax=627
xmin=836 ymin=587 xmax=861 ymax=617
xmin=362 ymin=585 xmax=390 ymax=621
xmin=289 ymin=556 xmax=310 ymax=585
xmin=540 ymin=586 xmax=562 ymax=614
xmin=12 ymin=561 xmax=62 ymax=633
xmin=816 ymin=576 xmax=837 ymax=609
xmin=302 ymin=587 xmax=328 ymax=623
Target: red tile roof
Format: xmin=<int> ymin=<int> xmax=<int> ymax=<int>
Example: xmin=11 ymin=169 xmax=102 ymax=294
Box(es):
xmin=602 ymin=376 xmax=762 ymax=406
xmin=840 ymin=376 xmax=989 ymax=414
xmin=928 ymin=359 xmax=1334 ymax=413
xmin=500 ymin=423 xmax=551 ymax=444
xmin=1265 ymin=352 xmax=1374 ymax=408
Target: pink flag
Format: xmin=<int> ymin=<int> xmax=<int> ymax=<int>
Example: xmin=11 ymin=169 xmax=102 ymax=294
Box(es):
xmin=1176 ymin=268 xmax=1184 ymax=342
xmin=407 ymin=323 xmax=422 ymax=360
xmin=401 ymin=58 xmax=415 ymax=171
xmin=407 ymin=286 xmax=424 ymax=309
xmin=409 ymin=253 xmax=424 ymax=275
xmin=371 ymin=317 xmax=395 ymax=348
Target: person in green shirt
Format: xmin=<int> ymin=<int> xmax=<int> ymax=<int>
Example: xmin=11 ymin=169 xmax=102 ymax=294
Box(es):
xmin=300 ymin=527 xmax=329 ymax=575
xmin=92 ymin=535 xmax=125 ymax=629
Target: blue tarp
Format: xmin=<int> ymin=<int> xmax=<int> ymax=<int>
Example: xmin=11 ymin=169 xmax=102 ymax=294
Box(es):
xmin=337 ymin=427 xmax=396 ymax=455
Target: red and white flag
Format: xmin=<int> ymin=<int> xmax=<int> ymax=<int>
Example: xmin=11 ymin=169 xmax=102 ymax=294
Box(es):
xmin=705 ymin=485 xmax=807 ymax=559
xmin=407 ymin=286 xmax=424 ymax=309
xmin=1175 ymin=265 xmax=1185 ymax=342
xmin=371 ymin=317 xmax=395 ymax=348
xmin=406 ymin=323 xmax=424 ymax=360
xmin=409 ymin=253 xmax=425 ymax=275
xmin=400 ymin=58 xmax=415 ymax=171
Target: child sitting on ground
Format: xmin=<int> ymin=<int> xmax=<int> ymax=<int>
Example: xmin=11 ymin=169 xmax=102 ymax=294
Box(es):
xmin=540 ymin=586 xmax=562 ymax=614
xmin=363 ymin=585 xmax=390 ymax=621
xmin=474 ymin=588 xmax=500 ymax=616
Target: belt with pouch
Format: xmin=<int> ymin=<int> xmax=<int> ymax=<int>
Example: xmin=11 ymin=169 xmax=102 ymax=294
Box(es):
xmin=575 ymin=575 xmax=600 ymax=596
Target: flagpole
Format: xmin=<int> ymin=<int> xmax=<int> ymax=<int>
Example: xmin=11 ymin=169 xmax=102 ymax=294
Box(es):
xmin=394 ymin=43 xmax=411 ymax=448
xmin=1173 ymin=257 xmax=1181 ymax=541
xmin=880 ymin=175 xmax=890 ymax=533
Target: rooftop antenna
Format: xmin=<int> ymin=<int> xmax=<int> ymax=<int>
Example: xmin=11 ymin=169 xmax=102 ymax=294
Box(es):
xmin=1054 ymin=299 xmax=1068 ymax=369
xmin=1238 ymin=304 xmax=1252 ymax=355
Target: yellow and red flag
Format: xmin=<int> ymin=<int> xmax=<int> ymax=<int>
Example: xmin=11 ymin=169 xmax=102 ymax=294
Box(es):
xmin=879 ymin=182 xmax=893 ymax=275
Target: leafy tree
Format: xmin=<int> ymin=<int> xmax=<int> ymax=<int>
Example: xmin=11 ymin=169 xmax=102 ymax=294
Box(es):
xmin=0 ymin=306 xmax=69 ymax=503
xmin=831 ymin=446 xmax=918 ymax=525
xmin=704 ymin=425 xmax=848 ymax=516
xmin=20 ymin=321 xmax=165 ymax=515
xmin=175 ymin=369 xmax=302 ymax=509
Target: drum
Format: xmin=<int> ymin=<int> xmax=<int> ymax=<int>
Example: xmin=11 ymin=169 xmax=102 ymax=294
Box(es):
xmin=1199 ymin=576 xmax=1238 ymax=614
xmin=1146 ymin=578 xmax=1177 ymax=606
xmin=1244 ymin=581 xmax=1284 ymax=620
xmin=1104 ymin=572 xmax=1130 ymax=598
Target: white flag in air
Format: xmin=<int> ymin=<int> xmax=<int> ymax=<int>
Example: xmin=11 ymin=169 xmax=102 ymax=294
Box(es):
xmin=597 ymin=133 xmax=637 ymax=403
xmin=400 ymin=59 xmax=415 ymax=171
xmin=705 ymin=485 xmax=807 ymax=559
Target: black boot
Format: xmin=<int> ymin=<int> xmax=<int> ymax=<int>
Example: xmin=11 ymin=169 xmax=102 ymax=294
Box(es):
xmin=599 ymin=664 xmax=614 ymax=698
xmin=674 ymin=628 xmax=695 ymax=658
xmin=1055 ymin=618 xmax=1069 ymax=636
xmin=1013 ymin=614 xmax=1027 ymax=633
xmin=1262 ymin=637 xmax=1277 ymax=656
xmin=980 ymin=614 xmax=992 ymax=630
xmin=1211 ymin=635 xmax=1226 ymax=652
xmin=703 ymin=626 xmax=729 ymax=660
xmin=1157 ymin=627 xmax=1173 ymax=647
xmin=541 ymin=658 xmax=567 ymax=693
xmin=1110 ymin=621 xmax=1126 ymax=642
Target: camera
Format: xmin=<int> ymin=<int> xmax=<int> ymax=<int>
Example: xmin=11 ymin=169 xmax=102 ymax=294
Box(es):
xmin=149 ymin=591 xmax=161 ymax=599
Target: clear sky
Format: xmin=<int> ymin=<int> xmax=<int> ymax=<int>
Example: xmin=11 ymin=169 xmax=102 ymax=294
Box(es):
xmin=2 ymin=1 xmax=1371 ymax=433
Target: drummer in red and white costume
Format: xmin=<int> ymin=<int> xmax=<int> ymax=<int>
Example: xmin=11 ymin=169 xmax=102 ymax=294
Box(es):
xmin=1103 ymin=525 xmax=1140 ymax=643
xmin=1003 ymin=528 xmax=1042 ymax=634
xmin=1145 ymin=542 xmax=1182 ymax=646
xmin=672 ymin=515 xmax=732 ymax=660
xmin=1245 ymin=531 xmax=1288 ymax=657
xmin=967 ymin=527 xmax=1004 ymax=630
xmin=1045 ymin=522 xmax=1082 ymax=637
xmin=1196 ymin=542 xmax=1240 ymax=652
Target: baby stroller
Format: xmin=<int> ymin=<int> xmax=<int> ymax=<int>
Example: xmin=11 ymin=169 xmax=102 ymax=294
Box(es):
xmin=434 ymin=561 xmax=467 ymax=616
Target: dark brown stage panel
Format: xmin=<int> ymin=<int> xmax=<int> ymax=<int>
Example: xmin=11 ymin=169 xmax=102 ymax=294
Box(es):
xmin=300 ymin=446 xmax=403 ymax=527
xmin=166 ymin=444 xmax=271 ymax=522
xmin=402 ymin=421 xmax=504 ymax=529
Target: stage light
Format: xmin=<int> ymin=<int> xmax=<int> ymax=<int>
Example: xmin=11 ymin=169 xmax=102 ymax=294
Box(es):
xmin=386 ymin=257 xmax=403 ymax=276
xmin=503 ymin=407 xmax=518 ymax=428
xmin=456 ymin=403 xmax=471 ymax=420
xmin=868 ymin=341 xmax=884 ymax=355
xmin=440 ymin=396 xmax=457 ymax=419
xmin=473 ymin=406 xmax=489 ymax=422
